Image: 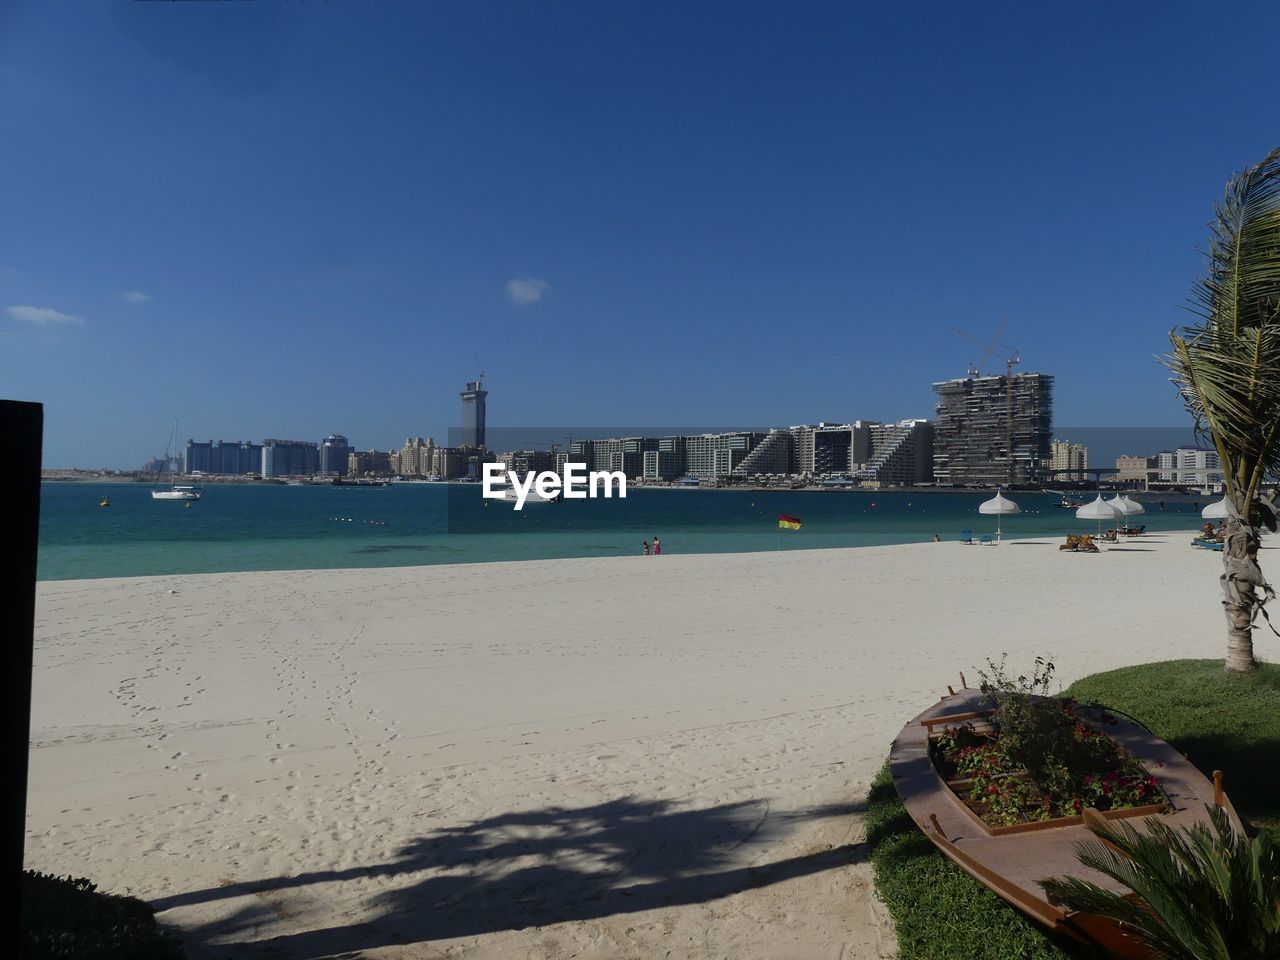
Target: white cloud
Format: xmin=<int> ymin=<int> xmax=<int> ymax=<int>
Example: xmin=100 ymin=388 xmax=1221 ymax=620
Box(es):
xmin=122 ymin=291 xmax=151 ymax=303
xmin=505 ymin=277 xmax=549 ymax=306
xmin=7 ymin=305 xmax=84 ymax=325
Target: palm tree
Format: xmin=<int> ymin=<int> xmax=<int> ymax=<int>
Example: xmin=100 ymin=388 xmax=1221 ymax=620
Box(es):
xmin=1041 ymin=806 xmax=1280 ymax=960
xmin=1166 ymin=146 xmax=1280 ymax=672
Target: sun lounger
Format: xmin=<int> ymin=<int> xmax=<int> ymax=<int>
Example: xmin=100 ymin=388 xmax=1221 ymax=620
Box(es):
xmin=979 ymin=533 xmax=994 ymax=545
xmin=1119 ymin=524 xmax=1146 ymax=536
xmin=1192 ymin=537 xmax=1224 ymax=551
xmin=1059 ymin=534 xmax=1100 ymax=553
xmin=959 ymin=529 xmax=974 ymax=545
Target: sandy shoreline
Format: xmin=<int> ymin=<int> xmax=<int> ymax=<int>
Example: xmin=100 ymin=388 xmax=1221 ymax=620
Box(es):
xmin=26 ymin=531 xmax=1221 ymax=958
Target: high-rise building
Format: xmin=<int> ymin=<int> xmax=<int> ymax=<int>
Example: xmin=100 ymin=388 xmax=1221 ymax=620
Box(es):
xmin=495 ymin=449 xmax=555 ymax=476
xmin=567 ymin=438 xmax=592 ymax=468
xmin=220 ymin=441 xmax=262 ymax=474
xmin=1049 ymin=438 xmax=1088 ymax=475
xmin=656 ymin=436 xmax=687 ymax=479
xmin=683 ymin=432 xmax=766 ymax=478
xmin=858 ymin=419 xmax=935 ymax=485
xmin=320 ymin=434 xmax=351 ymax=476
xmin=1153 ymin=447 xmax=1221 ymax=486
xmin=584 ymin=437 xmax=655 ymax=476
xmin=1174 ymin=447 xmax=1223 ymax=486
xmin=790 ymin=422 xmax=876 ymax=476
xmin=395 ymin=437 xmax=436 ymax=477
xmin=430 ymin=446 xmax=469 ymax=479
xmin=1115 ymin=455 xmax=1156 ymax=483
xmin=459 ymin=378 xmax=488 ymax=449
xmin=347 ymin=450 xmax=393 ymax=476
xmin=185 ymin=439 xmax=261 ymax=474
xmin=932 ymin=372 xmax=1054 ymax=486
xmin=183 ymin=440 xmax=212 ymax=474
xmin=262 ymin=439 xmax=320 ymax=477
xmin=732 ymin=429 xmax=794 ymax=476
xmin=641 ymin=436 xmax=687 ymax=480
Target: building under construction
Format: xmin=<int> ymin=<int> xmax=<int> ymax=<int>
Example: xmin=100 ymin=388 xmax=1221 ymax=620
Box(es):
xmin=932 ymin=372 xmax=1053 ymax=486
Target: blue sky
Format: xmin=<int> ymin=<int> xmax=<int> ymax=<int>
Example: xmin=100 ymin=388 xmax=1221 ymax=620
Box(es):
xmin=2 ymin=1 xmax=1278 ymax=468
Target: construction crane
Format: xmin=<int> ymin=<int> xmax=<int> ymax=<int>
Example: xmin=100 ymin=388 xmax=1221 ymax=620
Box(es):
xmin=951 ymin=320 xmax=1009 ymax=377
xmin=953 ymin=324 xmax=1022 ymax=485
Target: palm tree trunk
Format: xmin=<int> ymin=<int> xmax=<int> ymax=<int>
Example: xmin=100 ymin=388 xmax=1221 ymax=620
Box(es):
xmin=1220 ymin=507 xmax=1261 ymax=672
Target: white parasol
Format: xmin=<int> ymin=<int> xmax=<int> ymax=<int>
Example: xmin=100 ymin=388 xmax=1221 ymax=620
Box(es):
xmin=1076 ymin=494 xmax=1122 ymax=538
xmin=978 ymin=490 xmax=1021 ymax=541
xmin=1202 ymin=497 xmax=1230 ymax=519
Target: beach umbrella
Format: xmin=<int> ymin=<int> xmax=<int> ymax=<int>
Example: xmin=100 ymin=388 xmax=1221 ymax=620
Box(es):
xmin=1077 ymin=495 xmax=1122 ymax=538
xmin=1107 ymin=494 xmax=1142 ymax=529
xmin=1202 ymin=497 xmax=1230 ymax=519
xmin=1106 ymin=493 xmax=1135 ymax=516
xmin=1121 ymin=495 xmax=1146 ymax=516
xmin=978 ymin=490 xmax=1020 ymax=541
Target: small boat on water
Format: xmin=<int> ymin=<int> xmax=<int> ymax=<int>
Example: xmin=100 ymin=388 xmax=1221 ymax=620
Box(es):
xmin=151 ymin=420 xmax=202 ymax=502
xmin=493 ymin=481 xmax=558 ymax=505
xmin=99 ymin=496 xmax=110 ymax=507
xmin=890 ymin=684 xmax=1243 ymax=958
xmin=152 ymin=486 xmax=201 ymax=501
xmin=1055 ymin=496 xmax=1086 ymax=508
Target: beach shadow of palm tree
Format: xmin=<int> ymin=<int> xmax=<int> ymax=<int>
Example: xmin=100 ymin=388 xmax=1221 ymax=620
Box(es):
xmin=161 ymin=793 xmax=865 ymax=957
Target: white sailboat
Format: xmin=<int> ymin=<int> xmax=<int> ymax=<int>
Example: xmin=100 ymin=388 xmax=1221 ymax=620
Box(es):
xmin=152 ymin=421 xmax=202 ymax=501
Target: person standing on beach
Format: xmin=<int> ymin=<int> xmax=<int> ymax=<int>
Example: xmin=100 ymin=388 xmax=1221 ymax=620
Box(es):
xmin=653 ymin=537 xmax=662 ymax=555
xmin=931 ymin=533 xmax=940 ymax=542
xmin=643 ymin=541 xmax=650 ymax=556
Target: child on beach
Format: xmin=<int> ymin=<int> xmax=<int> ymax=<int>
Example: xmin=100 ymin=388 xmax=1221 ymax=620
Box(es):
xmin=643 ymin=541 xmax=650 ymax=555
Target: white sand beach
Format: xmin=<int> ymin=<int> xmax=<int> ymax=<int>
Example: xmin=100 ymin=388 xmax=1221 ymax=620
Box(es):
xmin=26 ymin=532 xmax=1225 ymax=959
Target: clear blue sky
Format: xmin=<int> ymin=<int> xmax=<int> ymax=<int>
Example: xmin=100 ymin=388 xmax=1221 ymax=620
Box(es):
xmin=3 ymin=1 xmax=1278 ymax=468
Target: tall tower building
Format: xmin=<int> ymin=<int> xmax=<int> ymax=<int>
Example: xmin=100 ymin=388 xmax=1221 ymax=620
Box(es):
xmin=459 ymin=377 xmax=488 ymax=450
xmin=1049 ymin=438 xmax=1088 ymax=475
xmin=932 ymin=372 xmax=1053 ymax=486
xmin=262 ymin=439 xmax=320 ymax=477
xmin=320 ymin=434 xmax=352 ymax=476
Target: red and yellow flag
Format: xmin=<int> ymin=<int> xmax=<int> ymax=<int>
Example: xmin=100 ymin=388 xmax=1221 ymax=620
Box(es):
xmin=778 ymin=514 xmax=802 ymax=530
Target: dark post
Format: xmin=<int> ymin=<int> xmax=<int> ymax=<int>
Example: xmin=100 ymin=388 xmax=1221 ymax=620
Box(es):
xmin=3 ymin=400 xmax=42 ymax=926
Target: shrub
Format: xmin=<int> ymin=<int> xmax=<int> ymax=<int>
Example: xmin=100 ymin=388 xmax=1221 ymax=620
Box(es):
xmin=21 ymin=870 xmax=184 ymax=960
xmin=1041 ymin=805 xmax=1280 ymax=960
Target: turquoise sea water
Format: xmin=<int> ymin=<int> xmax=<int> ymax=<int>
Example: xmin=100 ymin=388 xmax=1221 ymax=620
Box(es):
xmin=37 ymin=482 xmax=1205 ymax=581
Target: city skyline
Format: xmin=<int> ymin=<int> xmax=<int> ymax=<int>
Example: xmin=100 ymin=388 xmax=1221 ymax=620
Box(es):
xmin=6 ymin=3 xmax=1276 ymax=467
xmin=116 ymin=368 xmax=1207 ymax=485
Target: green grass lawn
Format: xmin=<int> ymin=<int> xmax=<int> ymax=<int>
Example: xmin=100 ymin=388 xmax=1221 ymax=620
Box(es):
xmin=866 ymin=659 xmax=1280 ymax=960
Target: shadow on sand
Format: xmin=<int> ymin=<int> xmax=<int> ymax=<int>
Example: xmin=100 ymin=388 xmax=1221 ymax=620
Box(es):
xmin=156 ymin=793 xmax=865 ymax=957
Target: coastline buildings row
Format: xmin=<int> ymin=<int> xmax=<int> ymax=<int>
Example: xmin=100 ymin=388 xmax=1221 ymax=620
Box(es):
xmin=173 ymin=381 xmax=493 ymax=480
xmin=179 ymin=433 xmax=484 ymax=480
xmin=552 ymin=419 xmax=937 ymax=484
xmin=183 ymin=435 xmax=356 ymax=478
xmin=544 ymin=372 xmax=1055 ymax=485
xmin=1115 ymin=448 xmax=1223 ymax=486
xmin=169 ymin=371 xmax=1065 ymax=484
xmin=161 ymin=365 xmax=1224 ymax=489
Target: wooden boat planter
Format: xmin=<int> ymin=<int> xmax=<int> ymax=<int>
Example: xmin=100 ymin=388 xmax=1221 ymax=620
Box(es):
xmin=890 ymin=682 xmax=1245 ymax=959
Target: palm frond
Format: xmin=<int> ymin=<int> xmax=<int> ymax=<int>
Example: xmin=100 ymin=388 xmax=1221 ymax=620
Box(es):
xmin=1164 ymin=146 xmax=1280 ymax=505
xmin=1040 ymin=806 xmax=1279 ymax=960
